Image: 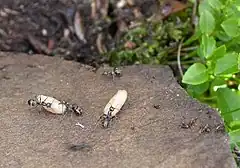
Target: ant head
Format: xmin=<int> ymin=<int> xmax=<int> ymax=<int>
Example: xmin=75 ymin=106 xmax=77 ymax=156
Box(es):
xmin=72 ymin=104 xmax=83 ymax=116
xmin=101 ymin=115 xmax=110 ymax=128
xmin=99 ymin=114 xmax=109 ymax=128
xmin=28 ymin=99 xmax=37 ymax=106
xmin=114 ymin=68 xmax=122 ymax=76
xmin=102 ymin=120 xmax=109 ymax=128
xmin=61 ymin=101 xmax=68 ymax=105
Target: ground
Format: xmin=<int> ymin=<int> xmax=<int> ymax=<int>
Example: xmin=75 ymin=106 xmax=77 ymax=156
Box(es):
xmin=0 ymin=0 xmax=161 ymax=67
xmin=0 ymin=52 xmax=236 ymax=168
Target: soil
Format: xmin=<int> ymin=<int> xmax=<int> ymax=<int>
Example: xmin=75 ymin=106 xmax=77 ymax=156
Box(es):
xmin=0 ymin=0 xmax=160 ymax=67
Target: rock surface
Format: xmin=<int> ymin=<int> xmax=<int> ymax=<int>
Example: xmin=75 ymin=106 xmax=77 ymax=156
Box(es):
xmin=0 ymin=52 xmax=236 ymax=168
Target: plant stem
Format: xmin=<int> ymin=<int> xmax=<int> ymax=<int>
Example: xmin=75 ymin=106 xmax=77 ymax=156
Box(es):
xmin=182 ymin=50 xmax=197 ymax=60
xmin=199 ymin=96 xmax=217 ymax=101
xmin=177 ymin=39 xmax=184 ymax=77
xmin=181 ymin=46 xmax=198 ymax=51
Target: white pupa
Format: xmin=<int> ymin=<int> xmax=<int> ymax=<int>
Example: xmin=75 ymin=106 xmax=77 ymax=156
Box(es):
xmin=102 ymin=90 xmax=128 ymax=128
xmin=37 ymin=95 xmax=67 ymax=114
xmin=28 ymin=95 xmax=67 ymax=114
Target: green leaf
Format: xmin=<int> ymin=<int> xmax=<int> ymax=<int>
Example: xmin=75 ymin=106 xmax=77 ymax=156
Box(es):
xmin=206 ymin=45 xmax=226 ymax=73
xmin=201 ymin=35 xmax=216 ymax=59
xmin=197 ymin=46 xmax=204 ymax=59
xmin=221 ymin=18 xmax=239 ymax=37
xmin=224 ymin=4 xmax=240 ymax=18
xmin=209 ymin=45 xmax=226 ymax=60
xmin=182 ymin=63 xmax=209 ymax=85
xmin=208 ymin=0 xmax=223 ymax=10
xmin=214 ymin=53 xmax=239 ymax=75
xmin=238 ymin=54 xmax=240 ymax=70
xmin=229 ymin=129 xmax=240 ymax=145
xmin=209 ymin=77 xmax=225 ymax=96
xmin=217 ymin=88 xmax=240 ymax=113
xmin=188 ymin=0 xmax=196 ymax=3
xmin=216 ymin=31 xmax=232 ymax=42
xmin=187 ymin=82 xmax=209 ymax=97
xmin=229 ymin=121 xmax=240 ymax=130
xmin=236 ymin=0 xmax=240 ymax=11
xmin=223 ymin=109 xmax=240 ymax=128
xmin=217 ymin=88 xmax=240 ymax=121
xmin=199 ymin=1 xmax=213 ymax=16
xmin=199 ymin=10 xmax=215 ymax=34
xmin=183 ymin=29 xmax=201 ymax=46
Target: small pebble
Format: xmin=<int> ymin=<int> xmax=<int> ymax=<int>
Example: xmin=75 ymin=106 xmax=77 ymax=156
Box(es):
xmin=76 ymin=122 xmax=85 ymax=129
xmin=42 ymin=29 xmax=47 ymax=36
xmin=64 ymin=28 xmax=70 ymax=38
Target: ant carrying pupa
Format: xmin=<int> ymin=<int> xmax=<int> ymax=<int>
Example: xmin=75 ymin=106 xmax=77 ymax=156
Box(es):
xmin=68 ymin=90 xmax=128 ymax=151
xmin=100 ymin=89 xmax=128 ymax=128
xmin=28 ymin=95 xmax=83 ymax=116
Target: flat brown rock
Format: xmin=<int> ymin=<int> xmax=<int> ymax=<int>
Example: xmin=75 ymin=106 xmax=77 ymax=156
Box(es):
xmin=0 ymin=52 xmax=236 ymax=168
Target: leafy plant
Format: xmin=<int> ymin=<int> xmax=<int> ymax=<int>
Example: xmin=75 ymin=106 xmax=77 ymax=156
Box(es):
xmin=182 ymin=0 xmax=240 ymax=164
xmin=105 ymin=10 xmax=193 ymax=66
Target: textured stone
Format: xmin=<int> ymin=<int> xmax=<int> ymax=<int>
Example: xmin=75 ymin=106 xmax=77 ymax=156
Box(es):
xmin=0 ymin=52 xmax=236 ymax=168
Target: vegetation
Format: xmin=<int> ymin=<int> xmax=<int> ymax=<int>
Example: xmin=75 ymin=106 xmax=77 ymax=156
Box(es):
xmin=182 ymin=0 xmax=240 ymax=164
xmin=106 ymin=0 xmax=240 ymax=165
xmin=106 ymin=9 xmax=194 ymax=66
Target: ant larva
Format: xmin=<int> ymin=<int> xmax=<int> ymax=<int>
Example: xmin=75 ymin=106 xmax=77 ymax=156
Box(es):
xmin=28 ymin=95 xmax=83 ymax=116
xmin=100 ymin=90 xmax=128 ymax=128
xmin=102 ymin=67 xmax=122 ymax=79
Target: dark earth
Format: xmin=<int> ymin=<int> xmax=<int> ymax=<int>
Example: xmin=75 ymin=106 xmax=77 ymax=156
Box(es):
xmin=0 ymin=0 xmax=164 ymax=67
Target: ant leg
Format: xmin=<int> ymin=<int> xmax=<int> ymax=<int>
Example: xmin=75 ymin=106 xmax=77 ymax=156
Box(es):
xmin=59 ymin=110 xmax=67 ymax=123
xmin=41 ymin=96 xmax=51 ymax=115
xmin=59 ymin=102 xmax=69 ymax=123
xmin=70 ymin=107 xmax=74 ymax=119
xmin=42 ymin=96 xmax=49 ymax=104
xmin=40 ymin=96 xmax=49 ymax=108
xmin=67 ymin=103 xmax=74 ymax=119
xmin=57 ymin=100 xmax=69 ymax=115
xmin=112 ymin=72 xmax=115 ymax=81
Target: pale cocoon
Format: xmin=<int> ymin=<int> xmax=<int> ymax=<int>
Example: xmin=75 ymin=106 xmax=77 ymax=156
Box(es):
xmin=36 ymin=95 xmax=67 ymax=114
xmin=104 ymin=90 xmax=128 ymax=116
